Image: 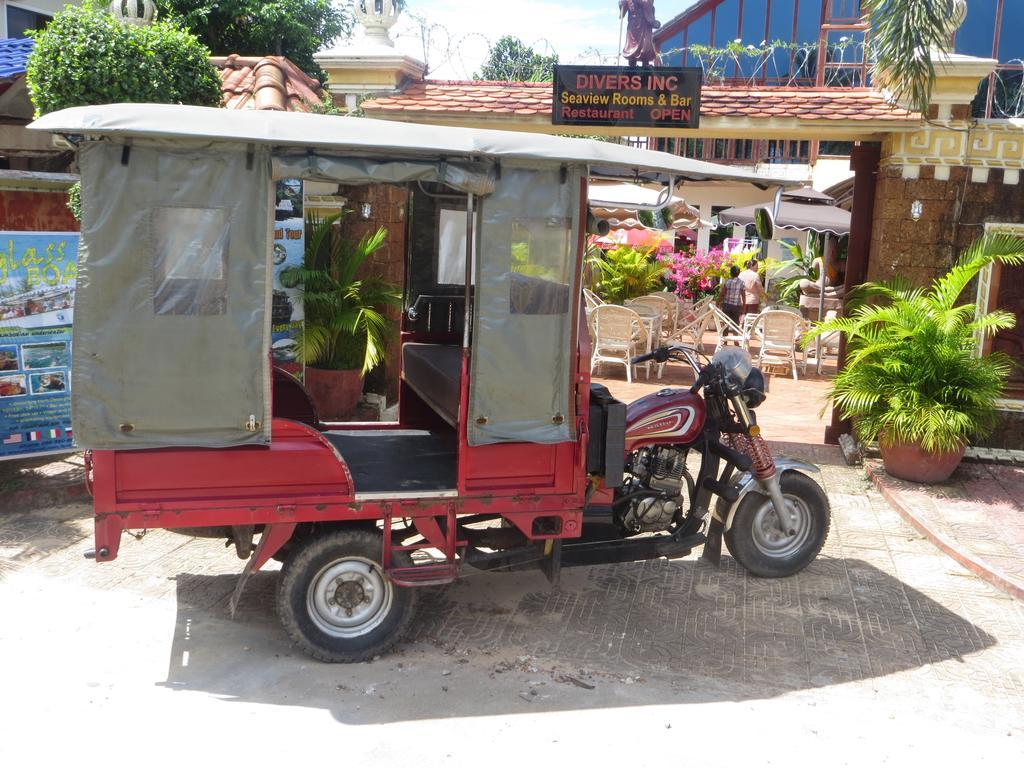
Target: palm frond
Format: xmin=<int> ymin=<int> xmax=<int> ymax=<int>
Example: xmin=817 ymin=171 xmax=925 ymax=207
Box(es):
xmin=928 ymin=233 xmax=1024 ymax=310
xmin=862 ymin=0 xmax=955 ymax=115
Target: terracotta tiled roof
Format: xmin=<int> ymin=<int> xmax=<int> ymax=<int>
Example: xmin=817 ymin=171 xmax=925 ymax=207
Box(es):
xmin=212 ymin=54 xmax=325 ymax=112
xmin=363 ymin=80 xmax=918 ymax=123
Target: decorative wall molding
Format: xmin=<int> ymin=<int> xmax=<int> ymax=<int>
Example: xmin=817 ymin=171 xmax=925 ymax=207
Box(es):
xmin=883 ymin=120 xmax=1024 ymax=179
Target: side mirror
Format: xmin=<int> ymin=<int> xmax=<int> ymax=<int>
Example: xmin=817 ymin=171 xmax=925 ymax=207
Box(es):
xmin=754 ymin=207 xmax=774 ymax=241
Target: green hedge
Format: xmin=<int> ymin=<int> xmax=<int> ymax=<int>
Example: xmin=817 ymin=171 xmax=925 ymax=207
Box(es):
xmin=26 ymin=1 xmax=222 ymax=117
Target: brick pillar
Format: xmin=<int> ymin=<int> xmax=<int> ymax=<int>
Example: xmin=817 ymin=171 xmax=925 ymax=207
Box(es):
xmin=825 ymin=143 xmax=879 ymax=445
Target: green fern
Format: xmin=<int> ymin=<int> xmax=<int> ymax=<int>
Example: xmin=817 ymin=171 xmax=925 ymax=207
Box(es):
xmin=280 ymin=212 xmax=401 ymax=374
xmin=806 ymin=233 xmax=1024 ymax=453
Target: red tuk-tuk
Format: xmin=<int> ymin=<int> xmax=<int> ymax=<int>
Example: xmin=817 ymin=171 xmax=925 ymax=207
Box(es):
xmin=30 ymin=104 xmax=830 ymax=662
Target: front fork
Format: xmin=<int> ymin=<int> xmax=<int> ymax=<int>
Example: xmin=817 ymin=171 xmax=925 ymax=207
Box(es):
xmin=727 ymin=394 xmax=799 ymax=536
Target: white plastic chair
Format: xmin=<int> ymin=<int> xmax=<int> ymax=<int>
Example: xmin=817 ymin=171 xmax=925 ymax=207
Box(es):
xmin=673 ymin=293 xmax=713 ymax=343
xmin=583 ymin=288 xmax=604 ymax=313
xmin=808 ymin=309 xmax=841 ymax=373
xmin=625 ymin=298 xmax=667 ymax=378
xmin=710 ymin=303 xmax=746 ymax=353
xmin=642 ymin=292 xmax=679 ymax=339
xmin=590 ymin=305 xmax=650 ymax=383
xmin=750 ymin=309 xmax=807 ymax=380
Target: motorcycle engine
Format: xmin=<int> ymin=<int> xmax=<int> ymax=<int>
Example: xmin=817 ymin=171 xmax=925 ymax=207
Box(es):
xmin=619 ymin=446 xmax=691 ymax=534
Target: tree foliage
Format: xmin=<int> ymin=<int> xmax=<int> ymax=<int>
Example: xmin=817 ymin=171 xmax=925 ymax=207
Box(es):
xmin=26 ymin=1 xmax=222 ymax=117
xmin=475 ymin=36 xmax=557 ymax=82
xmin=862 ymin=0 xmax=959 ymax=115
xmin=156 ymin=0 xmax=351 ymax=78
xmin=806 ymin=233 xmax=1024 ymax=452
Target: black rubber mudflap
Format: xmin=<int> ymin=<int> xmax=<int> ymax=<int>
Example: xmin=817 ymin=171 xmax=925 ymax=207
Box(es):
xmin=540 ymin=539 xmax=562 ymax=587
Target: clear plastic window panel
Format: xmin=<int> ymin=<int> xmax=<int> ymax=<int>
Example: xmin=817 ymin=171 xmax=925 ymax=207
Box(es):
xmin=152 ymin=207 xmax=230 ymax=316
xmin=509 ymin=218 xmax=572 ymax=315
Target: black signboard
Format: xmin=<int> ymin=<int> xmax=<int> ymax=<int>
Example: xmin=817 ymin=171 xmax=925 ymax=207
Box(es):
xmin=552 ymin=65 xmax=702 ymax=130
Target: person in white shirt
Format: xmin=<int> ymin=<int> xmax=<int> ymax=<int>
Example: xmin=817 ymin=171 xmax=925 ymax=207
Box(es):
xmin=738 ymin=259 xmax=768 ymax=322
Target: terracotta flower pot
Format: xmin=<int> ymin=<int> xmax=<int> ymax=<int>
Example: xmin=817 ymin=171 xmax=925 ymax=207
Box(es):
xmin=879 ymin=439 xmax=966 ymax=484
xmin=302 ymin=367 xmax=364 ymax=421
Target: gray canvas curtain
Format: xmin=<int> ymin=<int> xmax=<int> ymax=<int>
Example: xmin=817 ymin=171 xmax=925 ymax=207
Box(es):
xmin=72 ymin=140 xmax=273 ymax=449
xmin=468 ymin=164 xmax=583 ymax=446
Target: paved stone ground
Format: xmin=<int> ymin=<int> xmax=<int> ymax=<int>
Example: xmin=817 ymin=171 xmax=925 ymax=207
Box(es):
xmin=1 ymin=461 xmax=1022 ymax=764
xmin=868 ymin=459 xmax=1024 ymax=601
xmin=0 ymin=451 xmax=87 ymax=506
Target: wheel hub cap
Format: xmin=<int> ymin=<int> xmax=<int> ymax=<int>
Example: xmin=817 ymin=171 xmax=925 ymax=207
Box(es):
xmin=750 ymin=495 xmax=812 ymax=558
xmin=307 ymin=557 xmax=393 ymax=638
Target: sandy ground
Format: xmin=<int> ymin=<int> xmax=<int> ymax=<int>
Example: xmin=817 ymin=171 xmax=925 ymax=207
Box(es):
xmin=2 ymin=462 xmax=1022 ymax=766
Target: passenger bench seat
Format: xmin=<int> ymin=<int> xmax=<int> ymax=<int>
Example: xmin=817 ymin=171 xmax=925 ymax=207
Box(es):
xmin=401 ymin=343 xmax=462 ymax=427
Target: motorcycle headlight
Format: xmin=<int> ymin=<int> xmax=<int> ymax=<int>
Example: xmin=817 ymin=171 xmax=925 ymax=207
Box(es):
xmin=742 ymin=367 xmax=767 ymax=409
xmin=711 ymin=347 xmax=753 ymax=385
xmin=710 ymin=347 xmax=766 ymax=408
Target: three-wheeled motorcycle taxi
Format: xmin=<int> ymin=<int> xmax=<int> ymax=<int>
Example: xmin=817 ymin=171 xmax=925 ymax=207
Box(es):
xmin=30 ymin=104 xmax=830 ymax=662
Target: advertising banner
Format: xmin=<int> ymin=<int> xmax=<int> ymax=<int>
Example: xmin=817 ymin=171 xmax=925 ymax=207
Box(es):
xmin=0 ymin=231 xmax=78 ymax=460
xmin=552 ymin=65 xmax=702 ymax=129
xmin=272 ymin=180 xmax=305 ymax=377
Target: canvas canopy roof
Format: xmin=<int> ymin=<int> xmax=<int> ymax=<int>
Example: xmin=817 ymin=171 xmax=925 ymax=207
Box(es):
xmin=31 ymin=104 xmax=799 ymax=451
xmin=29 ymin=103 xmax=797 ymax=189
xmin=588 ymin=182 xmax=704 ymax=229
xmin=588 ymin=182 xmax=686 ymax=209
xmin=717 ymin=187 xmax=852 ymax=237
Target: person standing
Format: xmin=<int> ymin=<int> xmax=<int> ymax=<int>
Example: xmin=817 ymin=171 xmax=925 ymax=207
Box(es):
xmin=739 ymin=259 xmax=767 ymax=322
xmin=718 ymin=265 xmax=744 ymax=328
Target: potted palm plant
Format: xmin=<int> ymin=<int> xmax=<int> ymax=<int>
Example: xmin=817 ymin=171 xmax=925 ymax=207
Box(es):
xmin=281 ymin=212 xmax=401 ymax=420
xmin=807 ymin=233 xmax=1024 ymax=483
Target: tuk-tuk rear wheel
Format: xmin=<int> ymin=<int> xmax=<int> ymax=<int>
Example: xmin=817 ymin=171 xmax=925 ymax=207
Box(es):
xmin=277 ymin=529 xmax=417 ymax=663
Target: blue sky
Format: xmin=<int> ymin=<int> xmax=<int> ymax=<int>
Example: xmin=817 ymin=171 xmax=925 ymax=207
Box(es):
xmin=386 ymin=1 xmax=699 ymax=79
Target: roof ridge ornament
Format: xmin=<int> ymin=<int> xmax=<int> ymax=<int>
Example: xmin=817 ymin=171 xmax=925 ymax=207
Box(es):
xmin=109 ymin=0 xmax=157 ymax=26
xmin=353 ymin=1 xmax=401 ymax=48
xmin=942 ymin=0 xmax=968 ymax=38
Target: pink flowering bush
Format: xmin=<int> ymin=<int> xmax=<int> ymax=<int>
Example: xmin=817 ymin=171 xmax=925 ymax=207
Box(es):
xmin=658 ymin=246 xmax=731 ymax=299
xmin=659 ymin=246 xmax=768 ymax=298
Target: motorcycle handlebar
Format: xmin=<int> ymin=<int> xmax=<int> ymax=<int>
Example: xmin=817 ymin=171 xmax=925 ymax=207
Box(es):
xmin=630 ymin=345 xmax=705 ymax=384
xmin=630 ymin=349 xmax=667 ymax=365
xmin=689 ymin=365 xmax=711 ymax=395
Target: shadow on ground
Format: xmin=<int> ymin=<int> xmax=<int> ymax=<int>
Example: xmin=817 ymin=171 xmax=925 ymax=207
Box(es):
xmin=0 ymin=502 xmax=91 ymax=579
xmin=160 ymin=554 xmax=996 ymax=724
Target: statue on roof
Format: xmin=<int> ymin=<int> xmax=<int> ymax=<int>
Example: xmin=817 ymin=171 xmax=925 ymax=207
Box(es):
xmin=619 ymin=0 xmax=661 ymax=67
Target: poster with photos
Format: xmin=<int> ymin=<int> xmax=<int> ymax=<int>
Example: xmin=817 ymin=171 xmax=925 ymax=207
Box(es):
xmin=0 ymin=232 xmax=78 ymax=459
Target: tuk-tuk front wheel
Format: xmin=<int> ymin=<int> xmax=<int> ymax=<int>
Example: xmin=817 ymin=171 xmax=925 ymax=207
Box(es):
xmin=723 ymin=471 xmax=830 ymax=579
xmin=277 ymin=529 xmax=417 ymax=662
